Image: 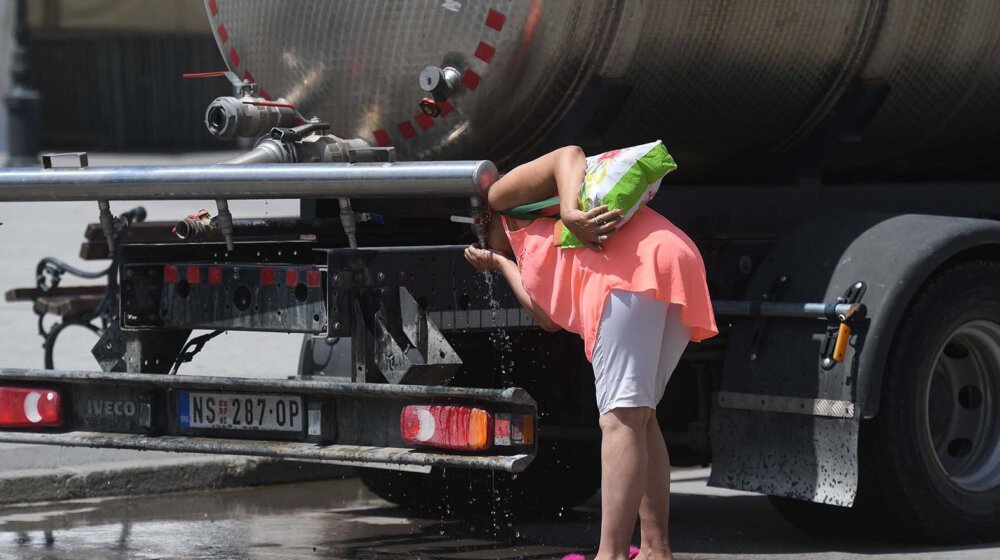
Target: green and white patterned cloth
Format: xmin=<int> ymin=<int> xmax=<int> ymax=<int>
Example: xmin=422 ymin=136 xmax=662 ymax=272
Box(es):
xmin=558 ymin=140 xmax=676 ymax=248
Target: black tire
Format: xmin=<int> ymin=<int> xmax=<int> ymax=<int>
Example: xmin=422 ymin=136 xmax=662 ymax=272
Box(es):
xmin=360 ymin=439 xmax=601 ymax=519
xmin=767 ymin=495 xmax=874 ymax=539
xmin=861 ymin=259 xmax=1000 ymax=543
xmin=771 ymin=260 xmax=1000 ymax=543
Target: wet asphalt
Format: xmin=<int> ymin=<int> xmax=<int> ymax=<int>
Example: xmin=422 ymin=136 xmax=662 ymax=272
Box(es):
xmin=1 ymin=467 xmax=997 ymax=560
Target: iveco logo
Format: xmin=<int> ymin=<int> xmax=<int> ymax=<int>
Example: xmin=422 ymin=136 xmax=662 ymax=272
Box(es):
xmin=88 ymin=399 xmax=138 ymax=417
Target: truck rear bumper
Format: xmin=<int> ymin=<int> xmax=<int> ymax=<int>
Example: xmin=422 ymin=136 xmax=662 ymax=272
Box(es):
xmin=0 ymin=369 xmax=536 ymax=473
xmin=0 ymin=431 xmax=531 ymax=472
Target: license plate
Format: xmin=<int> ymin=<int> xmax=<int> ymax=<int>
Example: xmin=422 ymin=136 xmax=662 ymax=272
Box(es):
xmin=177 ymin=392 xmax=303 ymax=432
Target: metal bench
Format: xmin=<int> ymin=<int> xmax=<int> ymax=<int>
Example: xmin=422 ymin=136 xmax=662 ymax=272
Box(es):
xmin=3 ymin=207 xmax=156 ymax=368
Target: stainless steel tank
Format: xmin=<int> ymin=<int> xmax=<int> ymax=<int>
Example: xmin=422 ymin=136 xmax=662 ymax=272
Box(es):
xmin=205 ymin=0 xmax=1000 ymax=179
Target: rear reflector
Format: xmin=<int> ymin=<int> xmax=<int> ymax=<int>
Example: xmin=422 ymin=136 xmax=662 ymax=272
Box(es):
xmin=261 ymin=267 xmax=276 ymax=286
xmin=208 ymin=266 xmax=223 ymax=285
xmin=401 ymin=405 xmax=492 ymax=451
xmin=0 ymin=387 xmax=63 ymax=428
xmin=163 ymin=265 xmax=179 ymax=284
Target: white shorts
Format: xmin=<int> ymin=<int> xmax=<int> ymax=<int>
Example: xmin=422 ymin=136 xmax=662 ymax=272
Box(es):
xmin=591 ymin=290 xmax=691 ymax=416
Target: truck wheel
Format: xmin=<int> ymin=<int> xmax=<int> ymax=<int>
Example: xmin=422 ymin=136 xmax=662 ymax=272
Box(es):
xmin=862 ymin=259 xmax=1000 ymax=542
xmin=359 ymin=440 xmax=600 ymax=518
xmin=767 ymin=495 xmax=870 ymax=539
xmin=771 ymin=260 xmax=1000 ymax=543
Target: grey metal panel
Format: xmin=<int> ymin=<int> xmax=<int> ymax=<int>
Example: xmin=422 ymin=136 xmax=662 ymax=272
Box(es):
xmin=441 ymin=311 xmax=455 ymax=330
xmin=717 ymin=391 xmax=855 ymax=419
xmin=710 ymin=408 xmax=858 ymax=507
xmin=480 ymin=309 xmax=496 ymax=328
xmin=204 ymin=1 xmax=1000 ymax=177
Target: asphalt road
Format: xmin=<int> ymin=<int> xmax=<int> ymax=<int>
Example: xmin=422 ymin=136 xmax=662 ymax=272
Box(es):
xmin=0 ymin=467 xmax=997 ymax=560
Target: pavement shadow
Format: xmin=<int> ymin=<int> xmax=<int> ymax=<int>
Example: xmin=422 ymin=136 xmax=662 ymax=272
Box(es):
xmin=0 ymin=477 xmax=996 ymax=559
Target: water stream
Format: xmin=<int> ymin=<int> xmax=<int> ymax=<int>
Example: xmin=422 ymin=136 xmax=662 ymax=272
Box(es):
xmin=480 ymin=270 xmax=514 ymax=387
xmin=479 ymin=270 xmax=517 ymax=539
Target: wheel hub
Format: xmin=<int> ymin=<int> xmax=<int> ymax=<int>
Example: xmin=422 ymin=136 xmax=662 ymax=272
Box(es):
xmin=925 ymin=320 xmax=1000 ymax=492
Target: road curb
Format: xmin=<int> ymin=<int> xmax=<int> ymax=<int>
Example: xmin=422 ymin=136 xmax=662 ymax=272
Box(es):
xmin=0 ymin=456 xmax=354 ymax=506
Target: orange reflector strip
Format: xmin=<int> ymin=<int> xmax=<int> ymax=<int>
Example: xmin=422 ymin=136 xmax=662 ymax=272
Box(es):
xmin=468 ymin=408 xmax=490 ymax=451
xmin=521 ymin=414 xmax=535 ymax=445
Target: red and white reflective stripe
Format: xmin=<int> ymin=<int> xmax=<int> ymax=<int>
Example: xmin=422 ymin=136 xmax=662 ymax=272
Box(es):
xmin=0 ymin=387 xmax=63 ymax=428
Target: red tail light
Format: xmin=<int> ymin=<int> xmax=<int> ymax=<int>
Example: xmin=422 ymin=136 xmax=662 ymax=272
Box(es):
xmin=0 ymin=387 xmax=63 ymax=428
xmin=401 ymin=405 xmax=492 ymax=451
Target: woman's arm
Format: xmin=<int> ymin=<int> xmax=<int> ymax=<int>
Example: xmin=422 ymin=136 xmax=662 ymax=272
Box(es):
xmin=463 ymin=245 xmax=561 ymax=333
xmin=485 ymin=146 xmax=621 ymax=248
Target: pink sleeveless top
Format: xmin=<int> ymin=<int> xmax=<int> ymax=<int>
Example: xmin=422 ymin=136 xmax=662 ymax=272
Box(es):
xmin=503 ymin=206 xmax=718 ymax=361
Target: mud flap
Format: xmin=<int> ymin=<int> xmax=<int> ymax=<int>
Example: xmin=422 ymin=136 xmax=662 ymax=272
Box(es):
xmin=709 ymin=213 xmax=1000 ymax=506
xmin=707 ymin=216 xmax=872 ymax=507
xmin=710 ymin=406 xmax=858 ymax=506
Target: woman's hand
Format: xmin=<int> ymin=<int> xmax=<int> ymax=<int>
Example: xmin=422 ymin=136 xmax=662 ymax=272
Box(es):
xmin=562 ymin=205 xmax=623 ymax=250
xmin=464 ymin=245 xmax=508 ymax=272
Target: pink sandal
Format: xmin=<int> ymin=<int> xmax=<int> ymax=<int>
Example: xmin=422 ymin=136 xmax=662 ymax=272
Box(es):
xmin=562 ymin=545 xmax=641 ymax=560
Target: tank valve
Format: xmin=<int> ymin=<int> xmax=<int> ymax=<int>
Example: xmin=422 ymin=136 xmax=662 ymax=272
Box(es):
xmin=419 ymin=97 xmax=441 ymax=117
xmin=204 ymin=95 xmax=302 ymax=141
xmin=173 ymin=209 xmax=213 ymax=240
xmin=419 ymin=65 xmax=462 ymax=102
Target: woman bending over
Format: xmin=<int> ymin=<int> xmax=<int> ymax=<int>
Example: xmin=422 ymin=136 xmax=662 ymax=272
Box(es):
xmin=464 ymin=146 xmax=717 ymax=560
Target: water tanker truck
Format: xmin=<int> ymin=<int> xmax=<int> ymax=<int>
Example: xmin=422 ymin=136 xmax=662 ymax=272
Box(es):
xmin=1 ymin=0 xmax=999 ymax=543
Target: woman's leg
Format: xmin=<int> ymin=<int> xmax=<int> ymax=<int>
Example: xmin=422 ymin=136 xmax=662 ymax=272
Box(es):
xmin=637 ymin=305 xmax=690 ymax=559
xmin=597 ymin=406 xmax=652 ymax=560
xmin=637 ymin=417 xmax=672 ymax=560
xmin=592 ymin=292 xmax=670 ymax=559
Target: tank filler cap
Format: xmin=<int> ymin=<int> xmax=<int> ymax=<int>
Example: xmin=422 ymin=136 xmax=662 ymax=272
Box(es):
xmin=419 ymin=66 xmax=462 ymax=99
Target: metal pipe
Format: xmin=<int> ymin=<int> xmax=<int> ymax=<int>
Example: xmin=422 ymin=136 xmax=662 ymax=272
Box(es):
xmin=222 ymin=138 xmax=297 ymax=164
xmin=713 ymin=300 xmax=863 ymax=320
xmin=0 ymin=161 xmax=498 ymax=202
